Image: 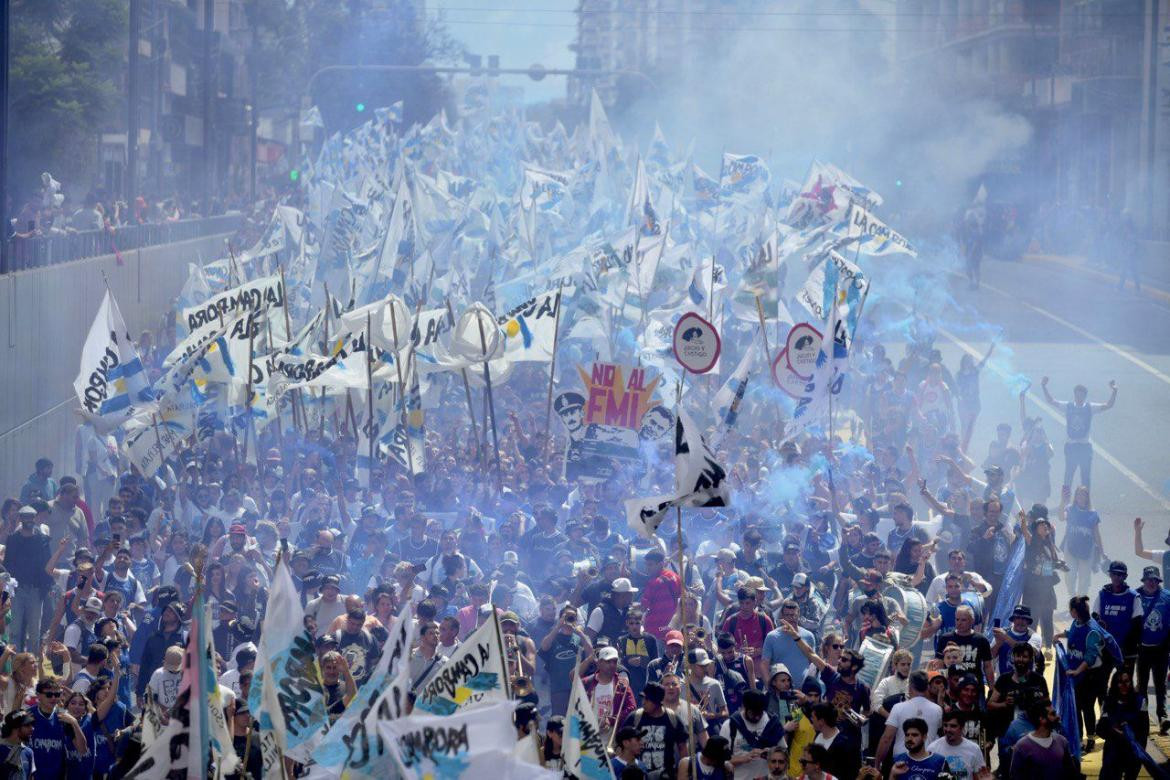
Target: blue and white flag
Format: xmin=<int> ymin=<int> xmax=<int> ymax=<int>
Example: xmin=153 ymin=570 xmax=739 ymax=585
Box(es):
xmin=76 ymin=290 xmax=151 ymax=426
xmin=249 ymin=556 xmax=329 ymax=778
xmin=564 ymin=673 xmax=616 ymax=780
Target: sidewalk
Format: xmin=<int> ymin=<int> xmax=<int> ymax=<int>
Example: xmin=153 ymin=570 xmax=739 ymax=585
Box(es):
xmin=1021 ymin=252 xmax=1170 ymax=305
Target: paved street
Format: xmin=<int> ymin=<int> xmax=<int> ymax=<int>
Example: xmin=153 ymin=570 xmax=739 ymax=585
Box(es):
xmin=905 ymin=255 xmax=1170 ymax=577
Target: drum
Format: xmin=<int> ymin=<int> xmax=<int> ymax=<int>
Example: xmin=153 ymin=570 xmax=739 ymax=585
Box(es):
xmin=885 ymin=583 xmax=929 ymax=648
xmin=857 ymin=635 xmax=895 ymax=691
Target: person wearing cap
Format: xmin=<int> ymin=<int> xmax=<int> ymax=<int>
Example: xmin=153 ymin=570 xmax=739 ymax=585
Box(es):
xmin=147 ymin=645 xmax=185 ymax=711
xmin=990 ymin=605 xmax=1043 ymax=676
xmin=646 ymin=629 xmax=685 ymax=686
xmin=63 ymin=595 xmax=104 ymax=665
xmin=585 ymin=577 xmax=638 ymax=645
xmin=610 ymin=724 xmax=647 ymax=777
xmin=685 ymin=647 xmax=729 ymax=731
xmin=770 ymin=540 xmax=807 ymax=594
xmin=1093 ymin=559 xmax=1141 ymax=673
xmin=619 ymin=680 xmax=688 ymax=780
xmin=135 ymin=601 xmax=185 ymax=704
xmin=0 ymin=709 xmax=35 ymax=776
xmin=1134 ymin=562 xmax=1170 ymax=732
xmin=305 ymin=573 xmax=346 ymax=639
xmin=582 ymin=645 xmax=636 ymax=740
xmin=4 ymin=505 xmax=53 ymax=652
xmin=788 ymin=572 xmax=827 ymax=640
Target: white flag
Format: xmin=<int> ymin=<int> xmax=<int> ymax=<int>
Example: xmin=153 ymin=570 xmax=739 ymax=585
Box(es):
xmin=76 ymin=290 xmax=150 ymax=426
xmin=564 ymin=673 xmax=616 ymax=780
xmin=310 ymin=601 xmax=416 ymax=778
xmin=413 ymin=612 xmax=510 ymax=716
xmin=625 ymin=409 xmax=729 ymax=538
xmin=248 ymin=556 xmax=329 ymax=780
xmin=376 ymin=700 xmax=520 ymax=778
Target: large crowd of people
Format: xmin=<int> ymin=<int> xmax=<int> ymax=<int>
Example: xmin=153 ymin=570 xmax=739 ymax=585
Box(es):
xmin=2 ymin=97 xmax=1164 ymax=780
xmin=0 ymin=298 xmax=1162 ymax=780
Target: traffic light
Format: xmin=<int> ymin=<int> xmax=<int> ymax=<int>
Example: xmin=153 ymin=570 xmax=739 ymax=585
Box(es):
xmin=895 ymin=179 xmax=903 ymax=188
xmin=289 ymin=169 xmax=300 ymax=182
xmin=355 ymin=102 xmax=366 ymax=113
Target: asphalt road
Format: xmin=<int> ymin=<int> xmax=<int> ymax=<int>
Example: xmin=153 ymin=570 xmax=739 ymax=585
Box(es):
xmin=893 ymin=256 xmax=1170 ymax=578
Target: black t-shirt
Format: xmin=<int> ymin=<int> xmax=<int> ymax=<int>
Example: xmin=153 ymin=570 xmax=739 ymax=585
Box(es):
xmin=335 ymin=628 xmax=381 ymax=686
xmin=621 ymin=708 xmax=687 ymax=778
xmin=323 ymin=681 xmax=346 ymax=722
xmin=538 ymin=633 xmax=583 ymax=695
xmin=992 ymin=671 xmax=1049 ymax=718
xmin=948 ymin=704 xmax=989 ymax=747
xmin=934 ymin=631 xmax=992 ymax=678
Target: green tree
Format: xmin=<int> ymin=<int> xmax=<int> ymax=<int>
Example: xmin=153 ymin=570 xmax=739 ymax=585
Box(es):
xmin=9 ymin=0 xmax=127 ymax=207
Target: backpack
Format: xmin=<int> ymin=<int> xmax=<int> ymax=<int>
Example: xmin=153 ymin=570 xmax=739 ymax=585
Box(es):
xmin=723 ymin=611 xmax=770 ymax=642
xmin=633 ymin=706 xmax=681 ymax=733
xmin=1090 ymin=618 xmax=1125 ymax=668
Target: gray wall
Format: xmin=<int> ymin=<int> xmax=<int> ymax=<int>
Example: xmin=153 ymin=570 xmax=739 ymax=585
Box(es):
xmin=0 ymin=233 xmax=234 ymax=497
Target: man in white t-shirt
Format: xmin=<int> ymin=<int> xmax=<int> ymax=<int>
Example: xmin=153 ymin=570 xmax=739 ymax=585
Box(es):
xmin=147 ymin=646 xmax=185 ymax=712
xmin=874 ymin=670 xmax=943 ymax=767
xmin=926 ymin=710 xmax=986 ymax=780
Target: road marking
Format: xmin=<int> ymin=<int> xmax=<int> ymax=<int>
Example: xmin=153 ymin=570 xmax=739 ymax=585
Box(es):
xmin=974 ymin=276 xmax=1170 ymax=388
xmin=938 ymin=324 xmax=1170 ymax=512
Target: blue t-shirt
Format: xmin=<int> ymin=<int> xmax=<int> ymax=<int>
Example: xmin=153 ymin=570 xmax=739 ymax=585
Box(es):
xmin=28 ymin=706 xmax=67 ymax=779
xmin=1138 ymin=588 xmax=1170 ymax=647
xmin=64 ymin=714 xmax=96 ymax=780
xmin=94 ymin=701 xmax=133 ymax=775
xmin=893 ymin=751 xmax=947 ymax=780
xmin=1062 ymin=507 xmax=1099 ymax=560
xmin=762 ymin=626 xmax=815 ymax=685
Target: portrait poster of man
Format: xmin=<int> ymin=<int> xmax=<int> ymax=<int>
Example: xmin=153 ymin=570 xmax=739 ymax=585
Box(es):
xmin=553 ymin=362 xmax=674 ymax=482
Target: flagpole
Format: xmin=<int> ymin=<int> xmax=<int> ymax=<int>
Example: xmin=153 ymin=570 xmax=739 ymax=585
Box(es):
xmin=264 ymin=314 xmax=285 ymax=450
xmin=320 ymin=283 xmax=332 ymax=438
xmin=676 ymin=504 xmax=697 ymax=780
xmin=151 ymin=414 xmax=165 ymax=475
xmin=365 ymin=314 xmax=375 ymax=486
xmin=543 ymin=284 xmax=564 ymax=442
xmin=387 ymin=300 xmax=416 ymax=476
xmin=475 ymin=310 xmax=504 ymax=494
xmin=754 ymin=295 xmax=773 ymax=365
xmin=445 ymin=298 xmax=482 ymax=460
xmin=277 ymin=264 xmax=303 ymax=434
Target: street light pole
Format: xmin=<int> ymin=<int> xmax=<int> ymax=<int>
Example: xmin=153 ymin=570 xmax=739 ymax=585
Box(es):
xmin=127 ymin=0 xmax=140 ymax=204
xmin=200 ymin=0 xmax=213 ymax=215
xmin=0 ymin=0 xmax=9 ymax=273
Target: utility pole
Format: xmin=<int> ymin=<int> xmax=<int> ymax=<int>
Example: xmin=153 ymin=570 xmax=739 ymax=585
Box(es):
xmin=200 ymin=0 xmax=213 ymax=215
xmin=0 ymin=0 xmax=9 ymax=273
xmin=127 ymin=0 xmax=141 ymax=203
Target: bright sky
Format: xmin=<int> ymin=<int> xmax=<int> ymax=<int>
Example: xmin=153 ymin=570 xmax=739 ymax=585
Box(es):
xmin=430 ymin=1 xmax=579 ymax=104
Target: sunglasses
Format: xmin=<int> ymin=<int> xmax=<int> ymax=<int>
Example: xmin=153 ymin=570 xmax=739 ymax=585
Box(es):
xmin=830 ymin=644 xmax=844 ymax=650
xmin=42 ymin=691 xmax=61 ymax=699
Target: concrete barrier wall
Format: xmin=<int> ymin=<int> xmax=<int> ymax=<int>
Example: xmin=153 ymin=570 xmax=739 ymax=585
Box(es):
xmin=0 ymin=233 xmax=234 ymax=497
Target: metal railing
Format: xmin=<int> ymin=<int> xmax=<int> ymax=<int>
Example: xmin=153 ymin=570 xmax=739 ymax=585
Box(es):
xmin=2 ymin=214 xmax=243 ymax=273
